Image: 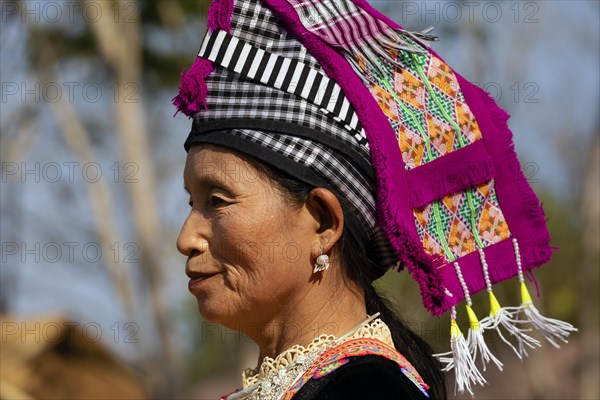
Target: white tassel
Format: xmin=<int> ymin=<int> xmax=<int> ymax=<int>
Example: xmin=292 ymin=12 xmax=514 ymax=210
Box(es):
xmin=465 ymin=305 xmax=503 ymax=371
xmin=510 ymin=238 xmax=578 ymax=348
xmin=521 ymin=299 xmax=578 ymax=348
xmin=452 ymin=261 xmax=503 ymax=372
xmin=479 ymin=294 xmax=541 ymax=359
xmin=434 ymin=308 xmax=486 ymax=395
xmin=478 ymin=248 xmax=541 ymax=359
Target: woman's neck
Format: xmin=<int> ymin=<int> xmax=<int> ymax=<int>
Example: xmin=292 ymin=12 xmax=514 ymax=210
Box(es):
xmin=250 ymin=279 xmax=367 ymax=364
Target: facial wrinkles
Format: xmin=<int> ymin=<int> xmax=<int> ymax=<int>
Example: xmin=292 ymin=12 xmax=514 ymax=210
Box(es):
xmin=183 ymin=146 xmax=328 ymax=332
xmin=187 ymin=148 xmax=293 ymax=282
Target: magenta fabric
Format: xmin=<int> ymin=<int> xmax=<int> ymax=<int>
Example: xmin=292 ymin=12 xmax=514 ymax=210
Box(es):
xmin=406 ymin=140 xmax=496 ymax=208
xmin=262 ymin=0 xmax=552 ymax=316
xmin=173 ymin=0 xmax=234 ymax=117
xmin=176 ymin=0 xmax=552 ymax=316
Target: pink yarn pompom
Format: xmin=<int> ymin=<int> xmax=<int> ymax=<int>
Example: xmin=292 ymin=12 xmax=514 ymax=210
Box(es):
xmin=172 ymin=57 xmax=214 ymax=118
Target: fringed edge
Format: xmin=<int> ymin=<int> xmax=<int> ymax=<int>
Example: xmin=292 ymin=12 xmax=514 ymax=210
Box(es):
xmin=376 ymin=162 xmax=451 ymax=317
xmin=377 ymin=156 xmax=455 ymax=317
xmin=173 ymin=0 xmax=234 ymax=118
xmin=350 ymin=0 xmax=554 ymax=322
xmin=361 ymin=70 xmax=450 ymax=317
xmin=522 ymin=243 xmax=553 ymax=275
xmin=347 ymin=0 xmax=439 ymax=60
xmin=348 ymin=27 xmax=436 ymax=76
xmin=399 ymin=26 xmax=438 ymax=49
xmin=261 ymin=0 xmax=452 ymax=317
xmin=342 ymin=26 xmax=437 ymax=87
xmin=460 ymin=76 xmax=552 ymax=276
xmin=406 ymin=258 xmax=450 ymax=317
xmin=207 ymin=0 xmax=234 ymax=32
xmin=322 ymin=0 xmax=438 ymax=81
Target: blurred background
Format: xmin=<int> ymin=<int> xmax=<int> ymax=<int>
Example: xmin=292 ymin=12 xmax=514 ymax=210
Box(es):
xmin=0 ymin=0 xmax=598 ymax=399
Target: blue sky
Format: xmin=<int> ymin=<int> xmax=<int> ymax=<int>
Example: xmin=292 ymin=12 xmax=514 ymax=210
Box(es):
xmin=1 ymin=0 xmax=598 ymax=360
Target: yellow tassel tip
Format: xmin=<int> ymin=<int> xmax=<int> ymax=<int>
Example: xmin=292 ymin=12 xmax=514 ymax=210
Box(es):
xmin=450 ymin=318 xmax=462 ymax=338
xmin=466 ymin=305 xmax=480 ymax=331
xmin=520 ymin=281 xmax=533 ymax=305
xmin=519 ymin=282 xmax=578 ymax=348
xmin=489 ymin=291 xmax=502 ymax=317
xmin=466 ymin=305 xmax=503 ymax=371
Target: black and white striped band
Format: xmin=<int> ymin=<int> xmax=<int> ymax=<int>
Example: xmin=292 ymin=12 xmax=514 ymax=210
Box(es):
xmin=198 ymin=29 xmax=369 ymax=148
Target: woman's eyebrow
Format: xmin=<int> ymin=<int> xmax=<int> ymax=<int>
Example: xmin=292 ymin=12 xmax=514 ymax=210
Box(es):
xmin=185 ymin=176 xmax=230 ymax=192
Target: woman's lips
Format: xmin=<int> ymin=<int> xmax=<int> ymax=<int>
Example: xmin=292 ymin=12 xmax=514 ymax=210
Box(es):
xmin=188 ymin=273 xmax=219 ymax=292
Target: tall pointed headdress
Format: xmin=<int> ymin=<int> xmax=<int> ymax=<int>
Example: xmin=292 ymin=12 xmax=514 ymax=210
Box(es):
xmin=174 ymin=0 xmax=576 ymax=394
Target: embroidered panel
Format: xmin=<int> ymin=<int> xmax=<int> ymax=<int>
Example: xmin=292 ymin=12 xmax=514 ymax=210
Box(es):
xmin=358 ymin=48 xmax=482 ymax=170
xmin=413 ymin=179 xmax=511 ymax=261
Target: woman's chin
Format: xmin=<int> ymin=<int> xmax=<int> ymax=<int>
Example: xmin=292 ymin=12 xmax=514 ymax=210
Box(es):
xmin=195 ymin=299 xmax=234 ymax=328
xmin=195 ymin=299 xmax=220 ymax=321
xmin=195 ymin=300 xmax=257 ymax=334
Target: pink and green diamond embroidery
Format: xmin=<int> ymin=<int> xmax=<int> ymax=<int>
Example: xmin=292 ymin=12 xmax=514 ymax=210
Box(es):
xmin=356 ymin=47 xmax=482 ymax=170
xmin=413 ymin=179 xmax=511 ymax=261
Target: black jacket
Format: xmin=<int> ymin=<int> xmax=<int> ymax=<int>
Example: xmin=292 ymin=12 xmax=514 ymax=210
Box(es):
xmin=292 ymin=355 xmax=431 ymax=399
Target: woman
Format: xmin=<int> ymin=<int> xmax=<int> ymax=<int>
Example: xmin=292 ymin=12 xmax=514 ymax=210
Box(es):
xmin=179 ymin=143 xmax=441 ymax=399
xmin=175 ymin=0 xmax=574 ymax=398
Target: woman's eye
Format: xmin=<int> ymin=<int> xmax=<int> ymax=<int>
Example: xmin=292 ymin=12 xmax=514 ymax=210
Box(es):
xmin=209 ymin=195 xmax=227 ymax=207
xmin=187 ymin=195 xmax=228 ymax=209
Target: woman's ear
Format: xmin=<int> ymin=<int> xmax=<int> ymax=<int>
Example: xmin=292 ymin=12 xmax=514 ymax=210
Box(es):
xmin=305 ymin=188 xmax=344 ymax=254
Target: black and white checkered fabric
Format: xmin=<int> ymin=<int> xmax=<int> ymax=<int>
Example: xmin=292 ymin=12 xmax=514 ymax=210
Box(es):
xmin=198 ymin=29 xmax=367 ymax=145
xmin=187 ymin=0 xmax=398 ymax=270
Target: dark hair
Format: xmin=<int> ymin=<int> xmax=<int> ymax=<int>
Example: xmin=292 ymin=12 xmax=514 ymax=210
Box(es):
xmin=254 ymin=161 xmax=447 ymax=400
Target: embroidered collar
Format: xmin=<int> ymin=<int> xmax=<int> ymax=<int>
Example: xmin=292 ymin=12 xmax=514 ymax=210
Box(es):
xmin=243 ymin=314 xmax=393 ymax=387
xmin=226 ymin=314 xmax=393 ymax=399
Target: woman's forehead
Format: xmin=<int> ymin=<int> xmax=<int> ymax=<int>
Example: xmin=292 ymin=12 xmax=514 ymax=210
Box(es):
xmin=185 ymin=145 xmax=262 ymax=187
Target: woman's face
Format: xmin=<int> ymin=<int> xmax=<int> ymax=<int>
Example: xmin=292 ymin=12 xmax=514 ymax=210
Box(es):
xmin=178 ymin=145 xmax=317 ymax=330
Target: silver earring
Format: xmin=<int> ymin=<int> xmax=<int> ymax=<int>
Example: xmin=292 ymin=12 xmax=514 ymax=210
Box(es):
xmin=313 ymin=251 xmax=330 ymax=273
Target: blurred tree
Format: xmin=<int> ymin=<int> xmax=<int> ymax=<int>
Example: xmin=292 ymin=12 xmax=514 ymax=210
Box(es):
xmin=578 ymin=125 xmax=599 ymax=398
xmin=7 ymin=0 xmax=210 ymax=396
xmin=2 ymin=0 xmax=597 ymax=398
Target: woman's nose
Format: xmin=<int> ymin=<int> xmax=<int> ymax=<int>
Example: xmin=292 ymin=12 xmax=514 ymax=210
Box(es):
xmin=177 ymin=212 xmax=208 ymax=257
